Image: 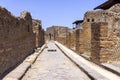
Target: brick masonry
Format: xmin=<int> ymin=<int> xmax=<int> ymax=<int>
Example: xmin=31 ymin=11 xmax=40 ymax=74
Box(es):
xmin=91 ymin=22 xmax=113 ymax=63
xmin=0 ymin=7 xmax=44 ymax=75
xmin=85 ymin=3 xmax=120 ymax=63
xmin=58 ymin=3 xmax=120 ymax=63
xmin=32 ymin=19 xmax=45 ymax=47
xmin=45 ymin=26 xmax=70 ymax=44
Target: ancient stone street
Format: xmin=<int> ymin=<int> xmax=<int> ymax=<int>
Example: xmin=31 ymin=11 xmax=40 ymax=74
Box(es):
xmin=22 ymin=41 xmax=90 ymax=80
xmin=1 ymin=0 xmax=120 ymax=80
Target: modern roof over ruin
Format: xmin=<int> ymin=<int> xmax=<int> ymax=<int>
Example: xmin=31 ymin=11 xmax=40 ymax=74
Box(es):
xmin=94 ymin=0 xmax=120 ymax=10
xmin=72 ymin=20 xmax=83 ymax=24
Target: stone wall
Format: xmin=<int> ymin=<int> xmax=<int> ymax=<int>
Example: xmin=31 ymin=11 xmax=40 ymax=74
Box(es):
xmin=40 ymin=29 xmax=45 ymax=46
xmin=84 ymin=3 xmax=120 ymax=35
xmin=80 ymin=23 xmax=91 ymax=54
xmin=78 ymin=29 xmax=84 ymax=54
xmin=91 ymin=22 xmax=114 ymax=63
xmin=81 ymin=3 xmax=120 ymax=63
xmin=32 ymin=20 xmax=45 ymax=47
xmin=75 ymin=29 xmax=80 ymax=53
xmin=67 ymin=22 xmax=91 ymax=55
xmin=65 ymin=29 xmax=80 ymax=52
xmin=66 ymin=32 xmax=71 ymax=48
xmin=69 ymin=30 xmax=76 ymax=50
xmin=46 ymin=3 xmax=120 ymax=63
xmin=0 ymin=7 xmax=44 ymax=75
xmin=45 ymin=26 xmax=70 ymax=43
xmin=45 ymin=26 xmax=55 ymax=40
xmin=62 ymin=3 xmax=120 ymax=63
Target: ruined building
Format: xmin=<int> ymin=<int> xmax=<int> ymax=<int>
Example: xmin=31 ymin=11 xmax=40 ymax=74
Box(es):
xmin=80 ymin=0 xmax=120 ymax=63
xmin=61 ymin=0 xmax=120 ymax=63
xmin=65 ymin=20 xmax=83 ymax=51
xmin=45 ymin=26 xmax=71 ymax=45
xmin=0 ymin=6 xmax=44 ymax=75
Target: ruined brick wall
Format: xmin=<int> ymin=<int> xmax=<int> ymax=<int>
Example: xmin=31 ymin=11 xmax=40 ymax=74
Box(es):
xmin=84 ymin=3 xmax=120 ymax=35
xmin=57 ymin=37 xmax=66 ymax=45
xmin=56 ymin=26 xmax=68 ymax=45
xmin=45 ymin=26 xmax=70 ymax=43
xmin=65 ymin=32 xmax=71 ymax=48
xmin=40 ymin=29 xmax=45 ymax=46
xmin=0 ymin=7 xmax=37 ymax=75
xmin=106 ymin=4 xmax=120 ymax=61
xmin=75 ymin=29 xmax=80 ymax=53
xmin=65 ymin=29 xmax=78 ymax=51
xmin=76 ymin=22 xmax=91 ymax=55
xmin=78 ymin=29 xmax=84 ymax=54
xmin=68 ymin=30 xmax=76 ymax=51
xmin=32 ymin=19 xmax=44 ymax=47
xmin=81 ymin=23 xmax=91 ymax=54
xmin=83 ymin=3 xmax=120 ymax=63
xmin=58 ymin=3 xmax=120 ymax=63
xmin=91 ymin=22 xmax=114 ymax=63
xmin=65 ymin=26 xmax=90 ymax=54
xmin=46 ymin=26 xmax=55 ymax=40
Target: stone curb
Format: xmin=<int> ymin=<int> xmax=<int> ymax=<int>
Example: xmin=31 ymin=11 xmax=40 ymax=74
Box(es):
xmin=80 ymin=53 xmax=120 ymax=77
xmin=2 ymin=44 xmax=46 ymax=80
xmin=55 ymin=41 xmax=120 ymax=80
xmin=101 ymin=63 xmax=120 ymax=76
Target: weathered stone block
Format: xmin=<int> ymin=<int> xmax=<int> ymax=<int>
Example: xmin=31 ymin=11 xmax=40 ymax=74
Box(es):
xmin=100 ymin=41 xmax=114 ymax=48
xmin=91 ymin=22 xmax=112 ymax=63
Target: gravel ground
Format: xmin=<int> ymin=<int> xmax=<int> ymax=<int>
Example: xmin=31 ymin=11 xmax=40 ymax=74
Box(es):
xmin=22 ymin=41 xmax=90 ymax=80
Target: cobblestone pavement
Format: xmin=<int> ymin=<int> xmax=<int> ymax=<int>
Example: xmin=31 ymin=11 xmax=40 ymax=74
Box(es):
xmin=22 ymin=41 xmax=90 ymax=80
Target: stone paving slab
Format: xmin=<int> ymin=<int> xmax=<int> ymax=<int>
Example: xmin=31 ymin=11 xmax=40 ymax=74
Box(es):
xmin=22 ymin=41 xmax=90 ymax=80
xmin=55 ymin=41 xmax=120 ymax=80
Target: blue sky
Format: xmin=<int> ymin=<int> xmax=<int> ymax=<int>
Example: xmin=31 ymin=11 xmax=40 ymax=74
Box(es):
xmin=0 ymin=0 xmax=107 ymax=29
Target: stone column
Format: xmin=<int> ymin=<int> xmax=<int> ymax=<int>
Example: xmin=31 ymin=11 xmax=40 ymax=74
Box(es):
xmin=91 ymin=22 xmax=113 ymax=63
